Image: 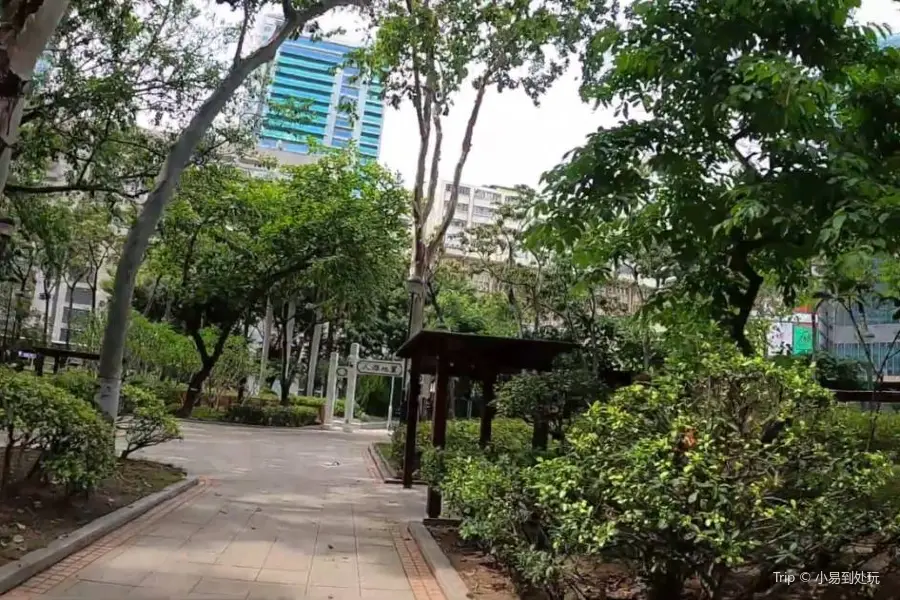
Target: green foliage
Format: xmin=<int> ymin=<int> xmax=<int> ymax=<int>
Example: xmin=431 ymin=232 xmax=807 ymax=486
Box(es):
xmin=190 ymin=406 xmax=223 ymax=421
xmin=534 ymin=0 xmax=900 ymax=355
xmin=443 ymin=349 xmax=898 ymax=598
xmin=15 ymin=0 xmax=251 ymax=200
xmin=427 ymin=263 xmax=519 ymax=337
xmin=51 ymin=369 xmax=97 ymax=404
xmin=389 ymin=418 xmax=533 ymax=483
xmin=223 ymin=404 xmax=319 ymax=427
xmin=496 ymin=354 xmax=610 ymax=442
xmin=147 ymin=147 xmax=408 ymax=414
xmin=118 ymin=388 xmax=182 ymax=459
xmin=0 ymin=370 xmax=115 ymax=495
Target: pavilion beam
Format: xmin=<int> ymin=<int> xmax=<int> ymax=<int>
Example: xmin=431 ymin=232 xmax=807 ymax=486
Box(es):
xmin=426 ymin=356 xmax=450 ymax=519
xmin=402 ymin=357 xmax=423 ymax=488
xmin=479 ymin=372 xmax=496 ymax=448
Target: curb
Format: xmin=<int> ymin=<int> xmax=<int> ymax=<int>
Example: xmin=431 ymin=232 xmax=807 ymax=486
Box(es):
xmin=367 ymin=443 xmax=426 ymax=486
xmin=0 ymin=476 xmax=199 ymax=596
xmin=407 ymin=521 xmax=471 ymax=600
xmin=179 ymin=418 xmax=323 ymax=430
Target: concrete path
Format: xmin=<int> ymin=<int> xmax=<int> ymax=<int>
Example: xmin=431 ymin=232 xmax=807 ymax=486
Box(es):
xmin=4 ymin=422 xmax=439 ymax=600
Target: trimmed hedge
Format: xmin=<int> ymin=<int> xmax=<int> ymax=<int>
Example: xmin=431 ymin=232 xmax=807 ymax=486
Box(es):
xmin=222 ymin=404 xmax=318 ymax=427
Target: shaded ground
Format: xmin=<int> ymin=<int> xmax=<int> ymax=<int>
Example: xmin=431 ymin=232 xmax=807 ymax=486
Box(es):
xmin=5 ymin=421 xmax=428 ymax=599
xmin=0 ymin=451 xmax=184 ymax=566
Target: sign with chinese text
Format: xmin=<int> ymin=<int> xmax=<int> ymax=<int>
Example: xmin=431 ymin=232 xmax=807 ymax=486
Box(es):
xmin=357 ymin=359 xmax=404 ymax=377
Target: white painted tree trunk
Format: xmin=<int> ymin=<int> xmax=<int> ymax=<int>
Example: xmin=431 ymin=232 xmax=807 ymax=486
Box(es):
xmin=305 ymin=313 xmax=323 ymax=396
xmin=95 ymin=0 xmax=365 ymax=419
xmin=0 ymin=1 xmax=70 ymax=197
xmin=258 ymin=298 xmax=273 ymax=394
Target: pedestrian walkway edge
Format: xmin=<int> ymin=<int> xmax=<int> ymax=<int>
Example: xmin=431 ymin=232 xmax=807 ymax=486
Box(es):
xmin=407 ymin=521 xmax=471 ymax=600
xmin=0 ymin=475 xmax=199 ymax=596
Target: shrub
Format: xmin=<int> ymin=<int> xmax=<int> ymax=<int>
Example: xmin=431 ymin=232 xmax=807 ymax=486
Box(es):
xmin=223 ymin=404 xmax=318 ymax=427
xmin=443 ymin=350 xmax=899 ymax=599
xmin=118 ymin=386 xmax=182 ymax=458
xmin=51 ymin=369 xmax=97 ymax=404
xmin=190 ymin=406 xmax=223 ymax=421
xmin=291 ymin=396 xmax=325 ymax=408
xmin=389 ymin=418 xmax=533 ymax=483
xmin=0 ymin=369 xmax=115 ymax=495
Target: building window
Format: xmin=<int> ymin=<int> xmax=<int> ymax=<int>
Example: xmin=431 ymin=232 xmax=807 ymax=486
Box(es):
xmin=473 ymin=206 xmax=494 ymax=218
xmin=443 ymin=183 xmax=471 ymax=197
xmin=65 ymin=287 xmax=93 ymax=306
xmin=450 ymin=219 xmax=466 ymax=228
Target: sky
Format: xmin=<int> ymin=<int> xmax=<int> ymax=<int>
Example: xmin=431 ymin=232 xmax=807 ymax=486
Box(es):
xmin=266 ymin=0 xmax=900 ymax=190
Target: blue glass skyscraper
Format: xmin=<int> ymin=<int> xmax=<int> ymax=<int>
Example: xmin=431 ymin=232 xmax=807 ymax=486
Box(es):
xmin=256 ymin=23 xmax=384 ymax=160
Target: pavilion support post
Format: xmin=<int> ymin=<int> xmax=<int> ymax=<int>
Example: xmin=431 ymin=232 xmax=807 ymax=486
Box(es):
xmin=426 ymin=357 xmax=450 ymax=519
xmin=402 ymin=357 xmax=423 ymax=488
xmin=479 ymin=373 xmax=496 ymax=449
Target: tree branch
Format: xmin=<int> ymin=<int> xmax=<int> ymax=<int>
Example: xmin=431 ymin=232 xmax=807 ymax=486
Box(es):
xmin=233 ymin=0 xmax=252 ymax=68
xmin=6 ymin=183 xmax=146 ymax=198
xmin=422 ymin=105 xmax=443 ymax=225
xmin=426 ymin=69 xmax=492 ymax=258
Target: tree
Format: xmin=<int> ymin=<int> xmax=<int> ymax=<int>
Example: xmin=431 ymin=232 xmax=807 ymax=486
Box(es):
xmin=151 ymin=148 xmax=408 ymax=415
xmin=0 ymin=0 xmax=70 ymax=197
xmin=426 ymin=262 xmax=519 ymax=336
xmin=95 ymin=0 xmax=371 ymax=419
xmin=353 ymin=0 xmax=596 ymax=339
xmin=11 ymin=0 xmax=246 ymax=202
xmin=18 ymin=198 xmax=74 ymax=343
xmin=536 ymin=0 xmax=900 ymax=355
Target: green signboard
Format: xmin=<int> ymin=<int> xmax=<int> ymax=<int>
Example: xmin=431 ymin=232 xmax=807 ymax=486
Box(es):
xmin=792 ymin=324 xmax=813 ymax=355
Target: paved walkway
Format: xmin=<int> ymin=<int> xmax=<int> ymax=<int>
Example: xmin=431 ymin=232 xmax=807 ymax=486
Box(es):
xmin=3 ymin=422 xmax=439 ymax=600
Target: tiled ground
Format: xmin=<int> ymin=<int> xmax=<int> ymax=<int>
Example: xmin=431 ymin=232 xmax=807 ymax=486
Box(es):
xmin=2 ymin=423 xmax=439 ymax=600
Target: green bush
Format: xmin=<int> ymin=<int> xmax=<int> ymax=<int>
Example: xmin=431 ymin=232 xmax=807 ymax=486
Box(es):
xmin=291 ymin=396 xmax=325 ymax=408
xmin=190 ymin=406 xmax=223 ymax=421
xmin=223 ymin=404 xmax=318 ymax=427
xmin=832 ymin=405 xmax=900 ymax=460
xmin=118 ymin=386 xmax=182 ymax=458
xmin=51 ymin=369 xmax=97 ymax=404
xmin=389 ymin=418 xmax=533 ymax=483
xmin=0 ymin=369 xmax=115 ymax=495
xmin=442 ymin=350 xmax=899 ymax=599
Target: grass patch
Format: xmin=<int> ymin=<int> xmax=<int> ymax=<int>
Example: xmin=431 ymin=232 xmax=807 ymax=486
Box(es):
xmin=0 ymin=449 xmax=185 ymax=566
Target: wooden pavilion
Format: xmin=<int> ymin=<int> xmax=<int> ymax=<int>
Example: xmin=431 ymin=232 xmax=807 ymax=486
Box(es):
xmin=395 ymin=330 xmax=582 ymax=518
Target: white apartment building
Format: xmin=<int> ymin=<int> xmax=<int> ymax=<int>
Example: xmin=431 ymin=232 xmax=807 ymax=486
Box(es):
xmin=422 ymin=181 xmax=525 ymax=292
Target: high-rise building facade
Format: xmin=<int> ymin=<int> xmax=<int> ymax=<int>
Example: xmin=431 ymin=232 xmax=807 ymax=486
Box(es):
xmin=256 ymin=19 xmax=384 ymax=160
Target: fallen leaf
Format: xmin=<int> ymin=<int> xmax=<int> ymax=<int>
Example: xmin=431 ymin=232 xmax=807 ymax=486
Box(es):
xmin=14 ymin=523 xmax=25 ymax=531
xmin=12 ymin=535 xmax=24 ymax=544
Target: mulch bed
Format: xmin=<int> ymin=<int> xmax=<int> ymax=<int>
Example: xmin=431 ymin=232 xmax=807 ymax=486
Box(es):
xmin=0 ymin=449 xmax=184 ymax=566
xmin=428 ymin=525 xmax=549 ymax=600
xmin=427 ymin=525 xmax=900 ymax=600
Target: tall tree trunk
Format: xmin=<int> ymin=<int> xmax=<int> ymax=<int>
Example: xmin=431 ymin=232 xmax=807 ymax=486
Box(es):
xmin=94 ymin=0 xmax=361 ymax=419
xmin=41 ymin=279 xmax=52 ymax=344
xmin=178 ymin=362 xmax=214 ymax=417
xmin=0 ymin=1 xmax=70 ymax=198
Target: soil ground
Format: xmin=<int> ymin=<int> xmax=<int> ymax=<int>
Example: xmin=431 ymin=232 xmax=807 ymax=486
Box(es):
xmin=0 ymin=449 xmax=184 ymax=566
xmin=428 ymin=525 xmax=548 ymax=600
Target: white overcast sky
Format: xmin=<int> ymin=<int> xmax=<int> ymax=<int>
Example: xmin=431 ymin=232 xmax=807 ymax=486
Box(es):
xmin=236 ymin=0 xmax=900 ymax=190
